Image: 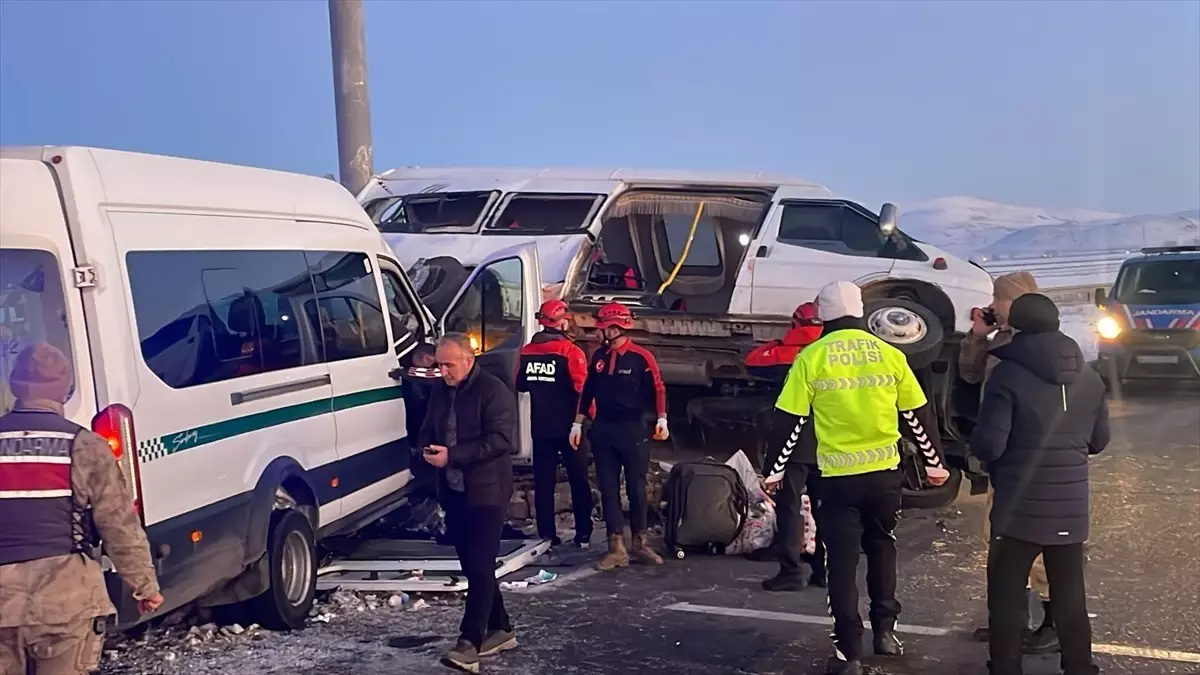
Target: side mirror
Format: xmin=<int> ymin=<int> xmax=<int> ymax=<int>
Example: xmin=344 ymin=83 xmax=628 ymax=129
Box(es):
xmin=878 ymin=203 xmax=899 ymax=237
xmin=1094 ymin=288 xmax=1107 ymax=307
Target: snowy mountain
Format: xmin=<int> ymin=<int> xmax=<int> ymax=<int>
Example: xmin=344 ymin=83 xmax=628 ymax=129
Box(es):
xmin=978 ymin=209 xmax=1200 ymax=258
xmin=899 ymin=197 xmax=1199 ymax=259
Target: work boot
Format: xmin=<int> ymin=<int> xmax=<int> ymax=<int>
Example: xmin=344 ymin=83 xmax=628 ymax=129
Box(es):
xmin=441 ymin=639 xmax=480 ymax=673
xmin=596 ymin=534 xmax=630 ymax=571
xmin=478 ymin=629 xmax=517 ymax=657
xmin=630 ymin=532 xmax=664 ymax=565
xmin=761 ymin=571 xmax=807 ymax=592
xmin=1022 ymin=600 xmax=1060 ymax=655
xmin=873 ymin=622 xmax=904 ymax=657
xmin=825 ymin=657 xmax=864 ymax=675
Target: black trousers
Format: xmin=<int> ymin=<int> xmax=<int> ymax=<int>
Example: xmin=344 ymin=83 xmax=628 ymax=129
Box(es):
xmin=988 ymin=536 xmax=1093 ymax=675
xmin=817 ymin=469 xmax=903 ymax=660
xmin=532 ymin=436 xmax=594 ymax=542
xmin=444 ymin=495 xmax=512 ymax=648
xmin=776 ymin=465 xmax=826 ymax=579
xmin=590 ymin=419 xmax=650 ymax=536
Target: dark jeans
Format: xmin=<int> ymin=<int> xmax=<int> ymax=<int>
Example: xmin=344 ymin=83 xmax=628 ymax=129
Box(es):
xmin=776 ymin=465 xmax=826 ymax=579
xmin=817 ymin=469 xmax=903 ymax=660
xmin=444 ymin=495 xmax=511 ymax=648
xmin=988 ymin=536 xmax=1093 ymax=675
xmin=532 ymin=436 xmax=594 ymax=542
xmin=590 ymin=419 xmax=650 ymax=536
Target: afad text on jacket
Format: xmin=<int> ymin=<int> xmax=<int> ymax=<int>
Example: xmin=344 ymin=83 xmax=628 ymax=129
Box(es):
xmin=517 ymin=328 xmax=589 ymax=439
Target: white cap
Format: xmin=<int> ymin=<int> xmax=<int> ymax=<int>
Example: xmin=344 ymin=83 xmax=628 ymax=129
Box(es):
xmin=817 ymin=281 xmax=864 ymax=321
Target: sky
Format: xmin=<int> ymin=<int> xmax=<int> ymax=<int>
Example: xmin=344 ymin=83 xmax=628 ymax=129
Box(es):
xmin=1 ymin=0 xmax=1198 ymax=215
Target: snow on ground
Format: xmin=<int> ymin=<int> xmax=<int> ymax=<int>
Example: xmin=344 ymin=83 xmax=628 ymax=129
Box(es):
xmin=1060 ymin=304 xmax=1101 ymax=362
xmin=901 ymin=196 xmax=1198 ymax=261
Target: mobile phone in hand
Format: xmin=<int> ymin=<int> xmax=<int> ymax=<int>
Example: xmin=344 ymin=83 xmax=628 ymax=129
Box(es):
xmin=423 ymin=446 xmax=437 ymax=456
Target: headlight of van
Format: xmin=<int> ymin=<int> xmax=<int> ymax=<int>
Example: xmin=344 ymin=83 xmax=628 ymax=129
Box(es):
xmin=1096 ymin=315 xmax=1122 ymax=340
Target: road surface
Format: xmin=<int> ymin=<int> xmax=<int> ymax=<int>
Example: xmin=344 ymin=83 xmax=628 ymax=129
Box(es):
xmin=103 ymin=389 xmax=1200 ymax=675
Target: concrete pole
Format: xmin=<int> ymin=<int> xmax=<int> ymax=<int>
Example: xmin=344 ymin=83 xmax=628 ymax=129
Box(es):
xmin=329 ymin=0 xmax=374 ymax=195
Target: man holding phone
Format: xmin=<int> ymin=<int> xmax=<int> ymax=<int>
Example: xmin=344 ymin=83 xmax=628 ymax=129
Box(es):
xmin=419 ymin=335 xmax=518 ymax=673
xmin=959 ymin=271 xmax=1059 ymax=655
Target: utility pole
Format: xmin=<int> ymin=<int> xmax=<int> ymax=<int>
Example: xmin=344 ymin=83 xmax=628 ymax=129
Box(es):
xmin=329 ymin=0 xmax=374 ymax=195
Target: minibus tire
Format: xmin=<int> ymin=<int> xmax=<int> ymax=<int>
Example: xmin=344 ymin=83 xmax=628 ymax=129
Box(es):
xmin=251 ymin=509 xmax=317 ymax=630
xmin=410 ymin=256 xmax=470 ymax=316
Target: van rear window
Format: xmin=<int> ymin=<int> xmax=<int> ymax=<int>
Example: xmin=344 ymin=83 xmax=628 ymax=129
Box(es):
xmin=0 ymin=249 xmax=75 ymax=414
xmin=486 ymin=194 xmax=603 ymax=234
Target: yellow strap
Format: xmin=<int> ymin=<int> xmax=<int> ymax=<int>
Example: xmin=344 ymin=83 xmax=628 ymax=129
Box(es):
xmin=656 ymin=201 xmax=705 ymax=295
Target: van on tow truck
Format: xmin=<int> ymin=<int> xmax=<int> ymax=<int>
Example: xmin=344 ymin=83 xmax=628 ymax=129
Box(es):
xmin=358 ymin=168 xmax=996 ymax=507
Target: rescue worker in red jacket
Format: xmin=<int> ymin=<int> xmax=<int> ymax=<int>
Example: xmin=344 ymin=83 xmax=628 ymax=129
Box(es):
xmin=745 ymin=301 xmax=826 ymax=382
xmin=570 ymin=302 xmax=668 ymax=571
xmin=517 ymin=299 xmax=595 ymax=548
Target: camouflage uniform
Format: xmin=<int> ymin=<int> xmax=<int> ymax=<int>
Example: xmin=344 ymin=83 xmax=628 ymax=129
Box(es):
xmin=960 ymin=326 xmax=1051 ymax=601
xmin=1 ymin=344 xmax=160 ymax=675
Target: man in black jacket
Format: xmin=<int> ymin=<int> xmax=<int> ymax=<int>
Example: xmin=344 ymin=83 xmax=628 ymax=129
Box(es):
xmin=420 ymin=334 xmax=518 ymax=673
xmin=971 ymin=293 xmax=1108 ymax=675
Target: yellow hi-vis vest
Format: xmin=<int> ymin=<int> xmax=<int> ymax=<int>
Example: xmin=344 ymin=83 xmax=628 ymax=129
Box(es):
xmin=775 ymin=328 xmax=928 ymax=478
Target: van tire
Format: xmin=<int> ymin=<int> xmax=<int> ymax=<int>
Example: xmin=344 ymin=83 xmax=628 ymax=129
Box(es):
xmin=862 ymin=297 xmax=944 ymax=370
xmin=250 ymin=509 xmax=317 ymax=631
xmin=409 ymin=256 xmax=470 ymax=317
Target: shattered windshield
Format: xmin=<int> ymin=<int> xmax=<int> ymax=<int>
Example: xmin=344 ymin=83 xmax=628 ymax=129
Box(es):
xmin=376 ymin=191 xmax=495 ymax=234
xmin=1114 ymin=259 xmax=1200 ymax=306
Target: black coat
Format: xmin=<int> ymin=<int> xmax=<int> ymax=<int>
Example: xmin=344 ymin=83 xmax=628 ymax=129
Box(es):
xmin=418 ymin=365 xmax=517 ymax=507
xmin=970 ymin=331 xmax=1110 ymax=546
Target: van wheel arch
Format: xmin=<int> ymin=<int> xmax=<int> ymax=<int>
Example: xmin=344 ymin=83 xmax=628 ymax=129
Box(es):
xmin=863 ymin=280 xmax=956 ymax=330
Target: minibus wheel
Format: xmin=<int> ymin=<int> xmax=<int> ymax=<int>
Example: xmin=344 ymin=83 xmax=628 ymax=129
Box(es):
xmin=251 ymin=509 xmax=317 ymax=630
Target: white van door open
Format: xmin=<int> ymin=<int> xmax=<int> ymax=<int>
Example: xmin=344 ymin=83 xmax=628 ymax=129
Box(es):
xmin=438 ymin=242 xmax=542 ymax=461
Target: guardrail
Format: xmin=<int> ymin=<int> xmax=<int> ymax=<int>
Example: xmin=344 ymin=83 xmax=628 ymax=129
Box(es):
xmin=1039 ymin=284 xmax=1108 ymax=307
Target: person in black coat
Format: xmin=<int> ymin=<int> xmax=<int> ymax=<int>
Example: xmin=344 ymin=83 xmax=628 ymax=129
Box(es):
xmin=970 ymin=293 xmax=1108 ymax=675
xmin=419 ymin=334 xmax=518 ymax=673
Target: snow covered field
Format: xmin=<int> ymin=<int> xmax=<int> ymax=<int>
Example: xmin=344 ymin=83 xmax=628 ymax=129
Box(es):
xmin=1060 ymin=304 xmax=1100 ymax=362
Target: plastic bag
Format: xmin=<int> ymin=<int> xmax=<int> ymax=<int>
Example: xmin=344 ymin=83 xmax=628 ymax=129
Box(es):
xmin=724 ymin=450 xmax=777 ymax=555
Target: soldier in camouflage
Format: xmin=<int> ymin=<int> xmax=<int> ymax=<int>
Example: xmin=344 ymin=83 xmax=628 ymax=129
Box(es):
xmin=959 ymin=271 xmax=1060 ymax=655
xmin=0 ymin=343 xmax=163 ymax=674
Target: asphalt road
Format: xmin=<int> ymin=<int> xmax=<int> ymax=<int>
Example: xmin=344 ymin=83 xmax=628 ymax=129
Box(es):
xmin=104 ymin=389 xmax=1200 ymax=675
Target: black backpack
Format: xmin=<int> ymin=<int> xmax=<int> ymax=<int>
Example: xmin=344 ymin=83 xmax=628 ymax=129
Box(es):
xmin=662 ymin=462 xmax=750 ymax=559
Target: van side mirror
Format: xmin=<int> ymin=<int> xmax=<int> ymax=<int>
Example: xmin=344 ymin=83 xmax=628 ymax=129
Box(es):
xmin=878 ymin=203 xmax=899 ymax=237
xmin=1094 ymin=288 xmax=1107 ymax=307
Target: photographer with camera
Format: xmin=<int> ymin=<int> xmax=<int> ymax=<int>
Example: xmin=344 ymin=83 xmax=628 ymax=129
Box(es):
xmin=960 ymin=271 xmax=1060 ymax=655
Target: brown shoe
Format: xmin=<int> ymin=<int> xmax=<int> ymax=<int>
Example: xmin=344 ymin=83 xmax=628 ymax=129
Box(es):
xmin=596 ymin=534 xmax=630 ymax=571
xmin=630 ymin=532 xmax=664 ymax=565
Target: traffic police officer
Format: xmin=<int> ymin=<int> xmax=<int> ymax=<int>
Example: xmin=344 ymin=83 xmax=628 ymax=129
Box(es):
xmin=517 ymin=299 xmax=594 ymax=548
xmin=0 ymin=343 xmax=163 ymax=675
xmin=570 ymin=302 xmax=668 ymax=571
xmin=763 ymin=282 xmax=950 ymax=675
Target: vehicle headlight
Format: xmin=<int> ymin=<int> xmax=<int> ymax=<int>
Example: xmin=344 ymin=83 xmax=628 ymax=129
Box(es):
xmin=1096 ymin=315 xmax=1122 ymax=340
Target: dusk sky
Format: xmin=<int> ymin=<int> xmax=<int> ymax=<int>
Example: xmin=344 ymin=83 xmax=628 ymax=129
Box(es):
xmin=1 ymin=0 xmax=1197 ymax=214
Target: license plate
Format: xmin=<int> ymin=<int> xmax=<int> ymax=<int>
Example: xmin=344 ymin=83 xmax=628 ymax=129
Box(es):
xmin=1136 ymin=354 xmax=1179 ymax=365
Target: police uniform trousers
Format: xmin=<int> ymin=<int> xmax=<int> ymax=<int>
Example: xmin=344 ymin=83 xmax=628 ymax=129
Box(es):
xmin=775 ymin=464 xmax=826 ymax=581
xmin=816 ymin=468 xmax=903 ymax=660
xmin=0 ymin=616 xmax=107 ymax=675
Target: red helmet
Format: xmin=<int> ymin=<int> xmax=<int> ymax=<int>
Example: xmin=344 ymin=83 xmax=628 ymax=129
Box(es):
xmin=537 ymin=299 xmax=570 ymax=328
xmin=595 ymin=302 xmax=635 ymax=330
xmin=791 ymin=301 xmax=821 ymax=327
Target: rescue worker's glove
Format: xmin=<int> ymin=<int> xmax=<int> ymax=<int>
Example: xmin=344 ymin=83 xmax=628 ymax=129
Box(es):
xmin=653 ymin=417 xmax=670 ymax=441
xmin=569 ymin=422 xmax=583 ymax=450
xmin=926 ymin=465 xmax=950 ymax=486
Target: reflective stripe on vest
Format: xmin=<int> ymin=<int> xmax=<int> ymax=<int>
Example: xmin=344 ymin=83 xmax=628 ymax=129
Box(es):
xmin=0 ymin=411 xmax=87 ymax=565
xmin=817 ymin=442 xmax=899 ymax=474
xmin=812 ymin=373 xmax=899 ymax=391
